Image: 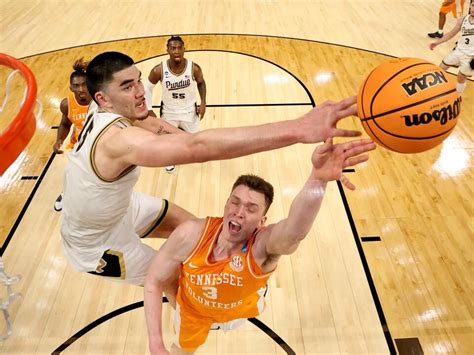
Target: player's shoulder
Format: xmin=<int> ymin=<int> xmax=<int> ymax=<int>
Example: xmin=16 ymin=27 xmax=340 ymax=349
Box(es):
xmin=177 ymin=218 xmax=206 ymax=236
xmin=168 ymin=218 xmax=206 ymax=253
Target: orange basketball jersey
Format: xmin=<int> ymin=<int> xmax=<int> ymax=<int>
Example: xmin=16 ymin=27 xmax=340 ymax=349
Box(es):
xmin=177 ymin=217 xmax=273 ymax=323
xmin=66 ymin=92 xmax=88 ymax=149
xmin=440 ymin=0 xmax=464 ymax=16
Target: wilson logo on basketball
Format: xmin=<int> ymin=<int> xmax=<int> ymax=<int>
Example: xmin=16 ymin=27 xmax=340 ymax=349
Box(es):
xmin=401 ymin=71 xmax=447 ymax=96
xmin=403 ymin=96 xmax=461 ymax=127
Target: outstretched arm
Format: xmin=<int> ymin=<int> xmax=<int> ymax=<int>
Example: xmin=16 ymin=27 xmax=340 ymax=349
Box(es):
xmin=113 ymin=96 xmax=363 ymax=168
xmin=256 ymin=138 xmax=375 ymax=264
xmin=144 ymin=219 xmax=203 ymax=355
xmin=430 ymin=17 xmax=463 ymax=50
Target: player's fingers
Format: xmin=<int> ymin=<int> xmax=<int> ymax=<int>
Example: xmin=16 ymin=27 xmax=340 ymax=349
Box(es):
xmin=340 ymin=174 xmax=356 ymax=190
xmin=316 ymin=137 xmax=333 ymax=153
xmin=343 ymin=154 xmax=369 ymax=168
xmin=334 ymin=103 xmax=358 ymax=120
xmin=335 ymin=96 xmax=357 ymax=110
xmin=331 ymin=128 xmax=362 ymax=137
xmin=341 ymin=139 xmax=375 ymax=155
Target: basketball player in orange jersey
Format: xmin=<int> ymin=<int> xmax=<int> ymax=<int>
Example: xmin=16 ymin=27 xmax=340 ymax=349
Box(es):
xmin=144 ymin=138 xmax=376 ymax=354
xmin=61 ymin=51 xmax=364 ymax=287
xmin=52 ymin=58 xmax=92 ymax=211
xmin=428 ymin=0 xmax=465 ymax=38
xmin=430 ymin=0 xmax=474 ymax=94
xmin=145 ymin=36 xmax=206 ymax=173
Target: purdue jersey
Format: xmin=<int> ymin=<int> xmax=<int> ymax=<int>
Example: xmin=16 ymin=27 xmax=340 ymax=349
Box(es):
xmin=177 ymin=217 xmax=273 ymax=324
xmin=161 ymin=59 xmax=197 ymax=118
xmin=457 ymin=15 xmax=474 ymax=56
xmin=66 ymin=92 xmax=88 ymax=148
xmin=61 ymin=108 xmax=139 ymax=271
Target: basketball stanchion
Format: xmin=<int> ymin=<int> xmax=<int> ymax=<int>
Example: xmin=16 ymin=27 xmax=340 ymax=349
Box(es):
xmin=0 ymin=53 xmax=38 ymax=340
xmin=0 ymin=258 xmax=21 ymax=341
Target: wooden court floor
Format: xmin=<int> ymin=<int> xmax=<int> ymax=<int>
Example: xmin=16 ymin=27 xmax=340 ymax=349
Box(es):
xmin=1 ymin=1 xmax=473 ymax=354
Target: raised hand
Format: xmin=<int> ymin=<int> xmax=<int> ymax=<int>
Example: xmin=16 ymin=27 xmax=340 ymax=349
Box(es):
xmin=299 ymin=96 xmax=362 ymax=143
xmin=311 ymin=138 xmax=375 ymax=190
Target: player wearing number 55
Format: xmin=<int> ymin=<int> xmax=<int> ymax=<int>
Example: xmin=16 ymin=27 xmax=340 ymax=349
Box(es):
xmin=144 ymin=138 xmax=376 ymax=355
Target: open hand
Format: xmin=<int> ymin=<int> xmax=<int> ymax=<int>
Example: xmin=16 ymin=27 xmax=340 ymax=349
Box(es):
xmin=311 ymin=138 xmax=375 ymax=190
xmin=299 ymin=96 xmax=363 ymax=143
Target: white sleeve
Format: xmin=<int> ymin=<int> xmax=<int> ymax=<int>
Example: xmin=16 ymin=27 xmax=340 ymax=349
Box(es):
xmin=144 ymin=77 xmax=156 ymax=110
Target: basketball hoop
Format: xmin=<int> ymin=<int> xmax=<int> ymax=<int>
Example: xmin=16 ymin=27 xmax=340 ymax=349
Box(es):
xmin=0 ymin=53 xmax=37 ymax=175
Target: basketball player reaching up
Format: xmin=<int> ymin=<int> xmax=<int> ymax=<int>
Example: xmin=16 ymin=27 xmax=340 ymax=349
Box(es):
xmin=145 ymin=36 xmax=207 ymax=173
xmin=52 ymin=58 xmax=92 ymax=212
xmin=61 ymin=50 xmax=364 ymax=286
xmin=430 ymin=0 xmax=474 ymax=94
xmin=144 ymin=138 xmax=375 ymax=355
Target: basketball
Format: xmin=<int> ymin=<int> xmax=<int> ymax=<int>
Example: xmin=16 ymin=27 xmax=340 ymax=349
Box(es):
xmin=357 ymin=57 xmax=461 ymax=153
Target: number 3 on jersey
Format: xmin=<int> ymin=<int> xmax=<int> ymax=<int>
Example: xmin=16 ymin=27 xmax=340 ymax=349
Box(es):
xmin=202 ymin=286 xmax=218 ymax=300
xmin=172 ymin=93 xmax=186 ymax=99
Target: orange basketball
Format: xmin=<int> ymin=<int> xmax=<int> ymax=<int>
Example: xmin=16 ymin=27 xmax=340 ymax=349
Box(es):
xmin=357 ymin=57 xmax=461 ymax=153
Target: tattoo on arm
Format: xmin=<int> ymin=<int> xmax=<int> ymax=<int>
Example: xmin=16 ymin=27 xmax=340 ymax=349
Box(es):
xmin=156 ymin=124 xmax=172 ymax=135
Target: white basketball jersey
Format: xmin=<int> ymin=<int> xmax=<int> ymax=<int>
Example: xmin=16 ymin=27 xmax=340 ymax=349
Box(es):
xmin=457 ymin=15 xmax=474 ymax=56
xmin=161 ymin=59 xmax=197 ymax=117
xmin=61 ymin=107 xmax=140 ymax=271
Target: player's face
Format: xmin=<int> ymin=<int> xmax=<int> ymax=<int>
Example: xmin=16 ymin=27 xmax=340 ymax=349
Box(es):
xmin=96 ymin=65 xmax=148 ymax=120
xmin=223 ymin=185 xmax=267 ymax=242
xmin=167 ymin=41 xmax=185 ymax=64
xmin=70 ymin=76 xmax=91 ymax=104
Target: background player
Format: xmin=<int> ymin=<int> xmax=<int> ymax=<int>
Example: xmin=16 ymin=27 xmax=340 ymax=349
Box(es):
xmin=52 ymin=58 xmax=91 ymax=211
xmin=145 ymin=35 xmax=206 ymax=172
xmin=144 ymin=137 xmax=376 ymax=354
xmin=430 ymin=0 xmax=474 ymax=94
xmin=428 ymin=0 xmax=465 ymax=38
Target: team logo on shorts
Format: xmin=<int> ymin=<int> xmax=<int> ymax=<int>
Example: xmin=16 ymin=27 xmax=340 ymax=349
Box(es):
xmin=95 ymin=258 xmax=107 ymax=274
xmin=229 ymin=255 xmax=244 ymax=272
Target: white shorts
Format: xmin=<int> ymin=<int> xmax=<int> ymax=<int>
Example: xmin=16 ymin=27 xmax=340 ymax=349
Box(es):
xmin=161 ymin=111 xmax=200 ymax=133
xmin=442 ymin=48 xmax=474 ymax=77
xmin=63 ymin=192 xmax=168 ymax=286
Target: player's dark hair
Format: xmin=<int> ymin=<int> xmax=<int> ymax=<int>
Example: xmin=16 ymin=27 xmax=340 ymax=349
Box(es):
xmin=86 ymin=51 xmax=134 ymax=101
xmin=167 ymin=35 xmax=185 ymax=47
xmin=232 ymin=174 xmax=274 ymax=214
xmin=70 ymin=58 xmax=88 ymax=83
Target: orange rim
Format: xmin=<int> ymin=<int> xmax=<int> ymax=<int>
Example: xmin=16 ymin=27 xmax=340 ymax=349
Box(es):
xmin=0 ymin=53 xmax=37 ymax=175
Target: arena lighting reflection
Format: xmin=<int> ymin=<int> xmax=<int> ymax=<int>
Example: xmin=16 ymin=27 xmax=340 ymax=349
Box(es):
xmin=432 ymin=138 xmax=469 ymax=177
xmin=417 ymin=308 xmax=444 ymax=322
xmin=313 ymin=71 xmax=334 ymax=85
xmin=263 ymin=74 xmax=290 ymax=84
